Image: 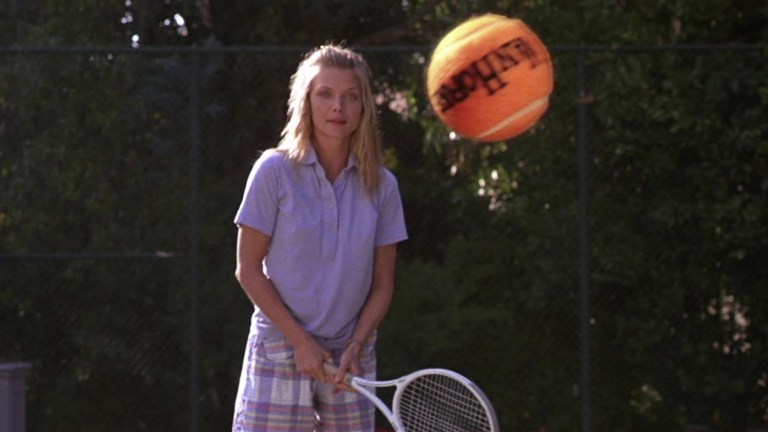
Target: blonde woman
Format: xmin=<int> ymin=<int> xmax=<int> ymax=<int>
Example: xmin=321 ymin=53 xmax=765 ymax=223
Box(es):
xmin=232 ymin=44 xmax=408 ymax=432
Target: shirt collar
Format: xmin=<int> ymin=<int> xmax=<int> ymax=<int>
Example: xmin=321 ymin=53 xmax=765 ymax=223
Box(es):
xmin=300 ymin=145 xmax=357 ymax=171
xmin=298 ymin=146 xmax=318 ymax=165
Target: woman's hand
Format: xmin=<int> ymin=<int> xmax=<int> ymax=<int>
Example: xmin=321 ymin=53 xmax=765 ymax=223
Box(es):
xmin=292 ymin=336 xmax=333 ymax=383
xmin=329 ymin=340 xmax=364 ymax=392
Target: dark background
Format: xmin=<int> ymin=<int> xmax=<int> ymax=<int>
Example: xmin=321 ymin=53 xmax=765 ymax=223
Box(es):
xmin=1 ymin=1 xmax=767 ymax=431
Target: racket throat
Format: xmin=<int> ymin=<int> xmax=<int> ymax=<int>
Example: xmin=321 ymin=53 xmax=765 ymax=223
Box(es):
xmin=354 ymin=385 xmax=406 ymax=432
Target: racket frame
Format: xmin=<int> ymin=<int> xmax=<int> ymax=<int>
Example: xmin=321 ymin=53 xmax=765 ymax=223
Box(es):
xmin=324 ymin=365 xmax=499 ymax=432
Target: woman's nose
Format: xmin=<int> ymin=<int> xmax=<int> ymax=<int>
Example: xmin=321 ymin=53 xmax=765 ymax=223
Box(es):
xmin=332 ymin=96 xmax=343 ymax=112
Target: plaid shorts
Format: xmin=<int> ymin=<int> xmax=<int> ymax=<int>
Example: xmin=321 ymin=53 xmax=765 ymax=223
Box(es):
xmin=232 ymin=332 xmax=377 ymax=432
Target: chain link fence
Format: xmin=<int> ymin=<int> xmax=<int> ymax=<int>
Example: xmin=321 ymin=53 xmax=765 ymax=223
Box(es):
xmin=1 ymin=45 xmax=766 ymax=431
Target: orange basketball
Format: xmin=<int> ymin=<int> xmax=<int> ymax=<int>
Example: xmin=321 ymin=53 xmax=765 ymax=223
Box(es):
xmin=426 ymin=14 xmax=554 ymax=142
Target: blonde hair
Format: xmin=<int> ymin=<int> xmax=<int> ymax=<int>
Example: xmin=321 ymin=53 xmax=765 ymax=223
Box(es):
xmin=277 ymin=44 xmax=383 ymax=192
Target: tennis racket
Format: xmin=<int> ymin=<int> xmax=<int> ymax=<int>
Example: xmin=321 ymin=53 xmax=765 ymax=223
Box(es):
xmin=323 ymin=363 xmax=500 ymax=432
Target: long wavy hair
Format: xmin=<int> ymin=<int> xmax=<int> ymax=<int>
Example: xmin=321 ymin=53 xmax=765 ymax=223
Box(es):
xmin=277 ymin=44 xmax=383 ymax=192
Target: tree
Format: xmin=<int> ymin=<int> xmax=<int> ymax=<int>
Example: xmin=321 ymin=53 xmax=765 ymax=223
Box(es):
xmin=2 ymin=0 xmax=767 ymax=430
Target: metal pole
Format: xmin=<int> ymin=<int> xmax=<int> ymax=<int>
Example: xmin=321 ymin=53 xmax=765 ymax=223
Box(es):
xmin=0 ymin=363 xmax=31 ymax=432
xmin=188 ymin=48 xmax=202 ymax=432
xmin=577 ymin=45 xmax=593 ymax=432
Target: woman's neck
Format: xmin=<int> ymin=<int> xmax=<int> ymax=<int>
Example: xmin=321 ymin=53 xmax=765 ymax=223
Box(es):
xmin=314 ymin=138 xmax=350 ymax=183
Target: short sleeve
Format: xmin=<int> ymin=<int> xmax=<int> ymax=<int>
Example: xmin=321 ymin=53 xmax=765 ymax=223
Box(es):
xmin=375 ymin=169 xmax=408 ymax=247
xmin=234 ymin=150 xmax=282 ymax=237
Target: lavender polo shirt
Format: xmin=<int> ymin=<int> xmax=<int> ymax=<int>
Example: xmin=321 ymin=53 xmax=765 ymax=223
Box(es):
xmin=234 ymin=148 xmax=408 ymax=347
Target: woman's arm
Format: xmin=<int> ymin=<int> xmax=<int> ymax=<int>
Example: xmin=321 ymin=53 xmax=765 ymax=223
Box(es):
xmin=234 ymin=225 xmax=332 ymax=381
xmin=335 ymin=243 xmax=398 ymax=378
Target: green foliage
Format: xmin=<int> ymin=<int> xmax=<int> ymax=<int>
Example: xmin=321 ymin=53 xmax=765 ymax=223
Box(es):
xmin=0 ymin=47 xmax=197 ymax=428
xmin=1 ymin=1 xmax=767 ymax=431
xmin=583 ymin=47 xmax=768 ymax=430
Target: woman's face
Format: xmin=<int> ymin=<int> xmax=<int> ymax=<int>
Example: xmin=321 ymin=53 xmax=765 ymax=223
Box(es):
xmin=309 ymin=66 xmax=363 ymax=145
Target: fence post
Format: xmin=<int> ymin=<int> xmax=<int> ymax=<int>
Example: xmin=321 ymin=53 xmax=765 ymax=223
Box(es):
xmin=0 ymin=363 xmax=32 ymax=432
xmin=577 ymin=45 xmax=593 ymax=432
xmin=188 ymin=47 xmax=202 ymax=432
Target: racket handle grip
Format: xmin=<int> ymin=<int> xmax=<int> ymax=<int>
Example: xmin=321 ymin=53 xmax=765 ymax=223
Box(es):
xmin=322 ymin=362 xmax=353 ymax=386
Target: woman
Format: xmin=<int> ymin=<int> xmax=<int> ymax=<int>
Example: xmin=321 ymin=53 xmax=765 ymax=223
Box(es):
xmin=232 ymin=44 xmax=408 ymax=432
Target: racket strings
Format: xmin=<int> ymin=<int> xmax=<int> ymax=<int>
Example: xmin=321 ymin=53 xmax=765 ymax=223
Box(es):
xmin=397 ymin=374 xmax=493 ymax=432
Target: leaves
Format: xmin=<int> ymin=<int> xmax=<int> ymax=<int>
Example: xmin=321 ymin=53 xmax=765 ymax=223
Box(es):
xmin=1 ymin=1 xmax=767 ymax=431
